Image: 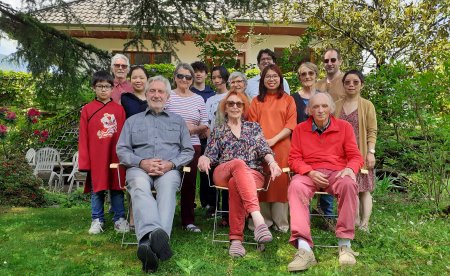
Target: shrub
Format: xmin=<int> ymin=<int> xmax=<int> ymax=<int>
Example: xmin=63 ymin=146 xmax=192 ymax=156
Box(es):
xmin=0 ymin=152 xmax=46 ymax=207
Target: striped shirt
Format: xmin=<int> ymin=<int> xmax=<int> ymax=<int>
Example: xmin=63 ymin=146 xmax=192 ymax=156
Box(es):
xmin=165 ymin=91 xmax=208 ymax=145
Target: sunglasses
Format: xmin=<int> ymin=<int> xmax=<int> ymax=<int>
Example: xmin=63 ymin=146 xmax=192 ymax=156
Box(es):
xmin=299 ymin=71 xmax=315 ymax=77
xmin=324 ymin=58 xmax=338 ymax=64
xmin=344 ymin=80 xmax=361 ymax=86
xmin=226 ymin=101 xmax=244 ymax=108
xmin=113 ymin=64 xmax=128 ymax=69
xmin=176 ymin=73 xmax=193 ymax=81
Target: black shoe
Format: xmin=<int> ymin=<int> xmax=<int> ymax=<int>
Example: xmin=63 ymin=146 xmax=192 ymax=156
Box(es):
xmin=137 ymin=239 xmax=158 ymax=273
xmin=149 ymin=228 xmax=173 ymax=261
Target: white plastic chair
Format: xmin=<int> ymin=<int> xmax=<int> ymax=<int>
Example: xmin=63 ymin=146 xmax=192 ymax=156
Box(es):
xmin=67 ymin=152 xmax=86 ymax=193
xmin=33 ymin=147 xmax=63 ymax=191
xmin=25 ymin=148 xmax=36 ymax=167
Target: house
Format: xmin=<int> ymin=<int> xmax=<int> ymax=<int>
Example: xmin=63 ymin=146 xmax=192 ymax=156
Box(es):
xmin=36 ymin=0 xmax=308 ymax=67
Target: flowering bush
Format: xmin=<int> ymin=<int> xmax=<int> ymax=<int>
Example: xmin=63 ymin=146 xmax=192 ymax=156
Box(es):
xmin=0 ymin=107 xmax=50 ymax=207
xmin=0 ymin=107 xmax=49 ymax=157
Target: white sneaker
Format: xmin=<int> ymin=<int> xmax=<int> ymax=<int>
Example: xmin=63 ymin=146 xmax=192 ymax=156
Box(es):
xmin=114 ymin=217 xmax=130 ymax=233
xmin=88 ymin=219 xmax=104 ymax=234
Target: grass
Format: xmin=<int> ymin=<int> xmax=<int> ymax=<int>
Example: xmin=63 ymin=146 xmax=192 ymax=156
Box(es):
xmin=0 ymin=191 xmax=448 ymax=275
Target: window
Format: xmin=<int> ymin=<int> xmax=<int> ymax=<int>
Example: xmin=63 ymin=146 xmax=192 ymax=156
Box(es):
xmin=113 ymin=51 xmax=171 ymax=65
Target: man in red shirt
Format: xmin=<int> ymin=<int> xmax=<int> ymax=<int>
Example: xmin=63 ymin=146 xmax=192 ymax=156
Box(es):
xmin=110 ymin=54 xmax=133 ymax=103
xmin=287 ymin=92 xmax=363 ymax=272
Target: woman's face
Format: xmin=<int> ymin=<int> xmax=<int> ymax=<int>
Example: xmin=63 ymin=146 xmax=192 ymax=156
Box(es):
xmin=130 ymin=68 xmax=148 ymax=92
xmin=343 ymin=74 xmax=363 ymax=96
xmin=225 ymin=94 xmax=244 ymax=120
xmin=298 ymin=65 xmax=316 ymax=88
xmin=174 ymin=67 xmax=193 ymax=90
xmin=263 ymin=69 xmax=281 ymax=92
xmin=229 ymin=77 xmax=246 ymax=93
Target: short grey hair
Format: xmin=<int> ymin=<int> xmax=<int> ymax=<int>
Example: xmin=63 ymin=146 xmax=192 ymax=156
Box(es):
xmin=305 ymin=92 xmax=336 ymax=115
xmin=298 ymin=62 xmax=319 ymax=77
xmin=111 ymin=54 xmax=130 ymax=69
xmin=173 ymin=63 xmax=195 ymax=79
xmin=228 ymin=71 xmax=248 ymax=85
xmin=145 ymin=75 xmax=172 ymax=96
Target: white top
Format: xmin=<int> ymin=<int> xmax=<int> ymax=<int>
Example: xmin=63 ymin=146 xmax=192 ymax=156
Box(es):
xmin=245 ymin=75 xmax=291 ymax=99
xmin=205 ymin=92 xmax=228 ymax=132
xmin=165 ymin=91 xmax=208 ymax=145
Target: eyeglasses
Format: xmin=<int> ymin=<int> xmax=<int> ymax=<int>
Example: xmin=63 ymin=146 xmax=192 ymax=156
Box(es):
xmin=176 ymin=73 xmax=193 ymax=81
xmin=226 ymin=101 xmax=244 ymax=108
xmin=113 ymin=64 xmax=128 ymax=69
xmin=324 ymin=58 xmax=337 ymax=64
xmin=344 ymin=80 xmax=361 ymax=86
xmin=95 ymin=85 xmax=112 ymax=90
xmin=299 ymin=71 xmax=315 ymax=77
xmin=229 ymin=79 xmax=244 ymax=85
xmin=264 ymin=74 xmax=280 ymax=80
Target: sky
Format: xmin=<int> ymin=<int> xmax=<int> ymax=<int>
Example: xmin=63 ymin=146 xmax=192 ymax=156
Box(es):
xmin=0 ymin=0 xmax=22 ymax=55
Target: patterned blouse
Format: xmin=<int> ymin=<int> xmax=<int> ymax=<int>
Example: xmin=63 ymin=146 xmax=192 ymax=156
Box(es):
xmin=204 ymin=120 xmax=274 ymax=173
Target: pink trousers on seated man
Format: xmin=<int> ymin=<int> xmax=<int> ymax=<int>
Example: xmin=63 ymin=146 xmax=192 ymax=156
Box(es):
xmin=286 ymin=92 xmax=364 ymax=272
xmin=288 ymin=168 xmax=358 ymax=248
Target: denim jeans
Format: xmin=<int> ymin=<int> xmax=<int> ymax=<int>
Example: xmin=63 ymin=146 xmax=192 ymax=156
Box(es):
xmin=319 ymin=194 xmax=335 ymax=216
xmin=91 ymin=190 xmax=125 ymax=222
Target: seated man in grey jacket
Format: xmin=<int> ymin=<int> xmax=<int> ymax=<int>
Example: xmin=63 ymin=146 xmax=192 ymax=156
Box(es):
xmin=117 ymin=75 xmax=194 ymax=273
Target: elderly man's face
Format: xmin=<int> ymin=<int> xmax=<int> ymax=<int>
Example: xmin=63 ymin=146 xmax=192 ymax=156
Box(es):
xmin=309 ymin=93 xmax=331 ymax=126
xmin=146 ymin=80 xmax=169 ymax=112
xmin=112 ymin=58 xmax=129 ymax=80
xmin=323 ymin=50 xmax=341 ymax=75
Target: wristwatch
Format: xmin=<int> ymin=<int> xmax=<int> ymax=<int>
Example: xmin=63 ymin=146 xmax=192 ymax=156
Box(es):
xmin=369 ymin=149 xmax=375 ymax=154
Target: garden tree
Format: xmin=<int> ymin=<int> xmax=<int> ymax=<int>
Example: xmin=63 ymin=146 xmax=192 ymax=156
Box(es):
xmin=283 ymin=0 xmax=450 ymax=70
xmin=0 ymin=0 xmax=268 ymax=111
xmin=193 ymin=20 xmax=241 ymax=69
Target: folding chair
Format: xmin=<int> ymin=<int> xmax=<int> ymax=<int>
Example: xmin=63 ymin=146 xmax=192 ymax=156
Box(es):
xmin=110 ymin=163 xmax=190 ymax=247
xmin=283 ymin=168 xmax=338 ymax=248
xmin=33 ymin=147 xmax=64 ymax=191
xmin=208 ymin=170 xmax=274 ymax=246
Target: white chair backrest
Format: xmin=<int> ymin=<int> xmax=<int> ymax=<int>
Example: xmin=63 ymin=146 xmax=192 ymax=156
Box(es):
xmin=34 ymin=147 xmax=61 ymax=174
xmin=72 ymin=151 xmax=79 ymax=170
xmin=25 ymin=148 xmax=36 ymax=165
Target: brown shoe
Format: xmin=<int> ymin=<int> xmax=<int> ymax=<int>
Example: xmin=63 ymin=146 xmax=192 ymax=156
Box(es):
xmin=287 ymin=248 xmax=317 ymax=272
xmin=339 ymin=245 xmax=359 ymax=265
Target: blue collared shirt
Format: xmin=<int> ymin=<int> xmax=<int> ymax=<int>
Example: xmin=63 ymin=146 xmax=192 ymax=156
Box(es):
xmin=116 ymin=108 xmax=194 ymax=169
xmin=312 ymin=118 xmax=331 ymax=135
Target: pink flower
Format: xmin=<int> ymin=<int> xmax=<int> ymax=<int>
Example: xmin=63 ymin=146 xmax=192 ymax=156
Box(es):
xmin=5 ymin=111 xmax=16 ymax=121
xmin=33 ymin=130 xmax=40 ymax=136
xmin=31 ymin=118 xmax=38 ymax=124
xmin=0 ymin=124 xmax=7 ymax=138
xmin=27 ymin=108 xmax=41 ymax=118
xmin=40 ymin=130 xmax=49 ymax=138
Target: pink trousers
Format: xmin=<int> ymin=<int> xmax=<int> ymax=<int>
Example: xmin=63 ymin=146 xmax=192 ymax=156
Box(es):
xmin=213 ymin=159 xmax=264 ymax=241
xmin=288 ymin=168 xmax=358 ymax=247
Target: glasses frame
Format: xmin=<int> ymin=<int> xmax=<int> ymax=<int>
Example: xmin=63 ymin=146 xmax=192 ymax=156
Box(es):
xmin=323 ymin=58 xmax=338 ymax=64
xmin=226 ymin=101 xmax=244 ymax=108
xmin=299 ymin=71 xmax=315 ymax=77
xmin=176 ymin=73 xmax=193 ymax=81
xmin=113 ymin=64 xmax=128 ymax=69
xmin=95 ymin=84 xmax=113 ymax=90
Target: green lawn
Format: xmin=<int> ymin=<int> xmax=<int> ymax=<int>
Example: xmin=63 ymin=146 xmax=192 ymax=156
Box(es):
xmin=0 ymin=192 xmax=448 ymax=275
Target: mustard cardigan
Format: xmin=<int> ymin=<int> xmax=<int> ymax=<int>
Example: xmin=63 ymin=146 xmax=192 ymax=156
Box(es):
xmin=335 ymin=96 xmax=377 ymax=170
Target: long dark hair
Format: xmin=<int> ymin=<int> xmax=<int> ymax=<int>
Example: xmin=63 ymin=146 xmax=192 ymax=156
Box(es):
xmin=257 ymin=64 xmax=285 ymax=102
